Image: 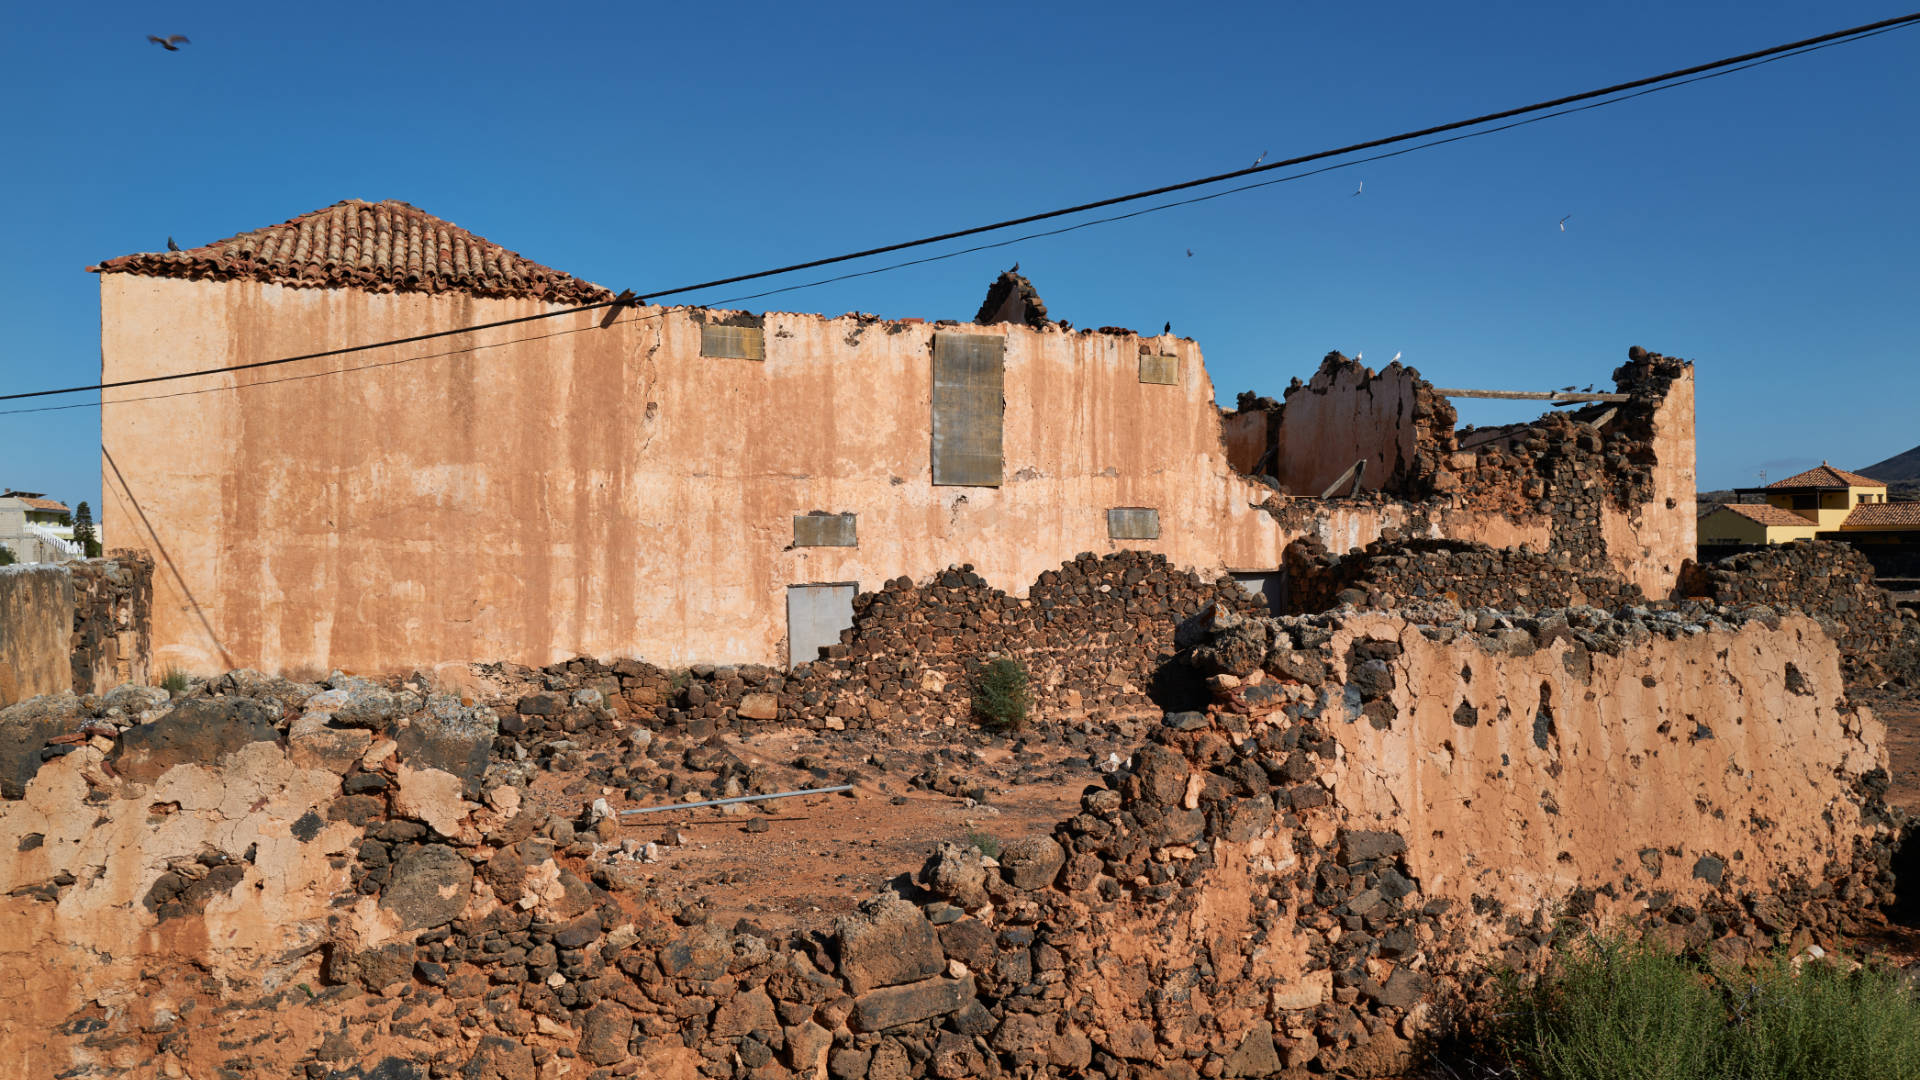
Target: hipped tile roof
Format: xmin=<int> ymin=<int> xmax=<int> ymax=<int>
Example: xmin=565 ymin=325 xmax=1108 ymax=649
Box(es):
xmin=1843 ymin=502 xmax=1920 ymax=528
xmin=10 ymin=497 xmax=69 ymax=513
xmin=1717 ymin=503 xmax=1814 ymax=528
xmin=1767 ymin=464 xmax=1886 ymax=490
xmin=91 ymin=199 xmax=613 ymax=305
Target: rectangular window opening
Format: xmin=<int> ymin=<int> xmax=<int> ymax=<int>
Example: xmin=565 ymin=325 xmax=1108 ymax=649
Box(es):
xmin=1139 ymin=354 xmax=1179 ymax=385
xmin=1107 ymin=507 xmax=1161 ymax=540
xmin=700 ymin=321 xmax=766 ymax=361
xmin=931 ymin=332 xmax=1005 ymax=487
xmin=793 ymin=513 xmax=857 ymax=548
xmin=786 ymin=582 xmax=858 ymax=668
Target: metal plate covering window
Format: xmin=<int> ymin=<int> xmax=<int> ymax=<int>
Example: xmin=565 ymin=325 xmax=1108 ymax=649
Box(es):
xmin=1139 ymin=354 xmax=1179 ymax=386
xmin=1107 ymin=508 xmax=1161 ymax=540
xmin=700 ymin=323 xmax=766 ymax=361
xmin=793 ymin=513 xmax=856 ymax=548
xmin=931 ymin=333 xmax=1005 ymax=487
xmin=787 ymin=583 xmax=858 ymax=668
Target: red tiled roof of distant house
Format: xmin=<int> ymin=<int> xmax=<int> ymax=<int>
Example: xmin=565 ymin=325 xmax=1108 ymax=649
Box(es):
xmin=1767 ymin=464 xmax=1888 ymax=490
xmin=1842 ymin=502 xmax=1920 ymax=528
xmin=91 ymin=199 xmax=613 ymax=305
xmin=1718 ymin=503 xmax=1813 ymax=527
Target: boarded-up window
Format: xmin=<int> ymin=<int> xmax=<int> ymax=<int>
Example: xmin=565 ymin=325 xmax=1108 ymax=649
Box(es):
xmin=787 ymin=583 xmax=857 ymax=667
xmin=793 ymin=513 xmax=856 ymax=548
xmin=1139 ymin=354 xmax=1179 ymax=385
xmin=701 ymin=323 xmax=766 ymax=361
xmin=931 ymin=332 xmax=1005 ymax=487
xmin=1231 ymin=570 xmax=1287 ymax=615
xmin=1107 ymin=507 xmax=1160 ymax=540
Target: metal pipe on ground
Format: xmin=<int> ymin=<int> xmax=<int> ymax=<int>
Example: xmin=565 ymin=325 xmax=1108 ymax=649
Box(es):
xmin=617 ymin=784 xmax=854 ymax=817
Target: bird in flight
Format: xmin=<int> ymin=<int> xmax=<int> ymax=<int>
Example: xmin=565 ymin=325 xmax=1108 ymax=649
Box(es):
xmin=1559 ymin=215 xmax=1571 ymax=232
xmin=166 ymin=237 xmax=180 ymax=252
xmin=1185 ymin=248 xmax=1193 ymax=257
xmin=147 ymin=34 xmax=190 ymax=51
xmin=1351 ymin=181 xmax=1363 ymax=197
xmin=1252 ymin=150 xmax=1267 ymax=168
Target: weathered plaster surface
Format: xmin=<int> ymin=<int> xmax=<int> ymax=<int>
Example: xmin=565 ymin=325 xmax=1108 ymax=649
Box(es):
xmin=0 ymin=566 xmax=74 ymax=706
xmin=1271 ymin=363 xmax=1420 ymax=497
xmin=1326 ymin=611 xmax=1877 ymax=940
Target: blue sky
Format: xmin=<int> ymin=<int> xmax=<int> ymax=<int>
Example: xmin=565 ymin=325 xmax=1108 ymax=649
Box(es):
xmin=3 ymin=2 xmax=1917 ymax=511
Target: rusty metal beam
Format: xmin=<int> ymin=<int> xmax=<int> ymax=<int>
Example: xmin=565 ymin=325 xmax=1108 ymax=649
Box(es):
xmin=1431 ymin=388 xmax=1630 ymax=403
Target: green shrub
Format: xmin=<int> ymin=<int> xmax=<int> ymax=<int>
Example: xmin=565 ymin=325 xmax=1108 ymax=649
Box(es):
xmin=1498 ymin=935 xmax=1722 ymax=1080
xmin=0 ymin=545 xmax=14 ymax=566
xmin=965 ymin=830 xmax=1001 ymax=859
xmin=970 ymin=657 xmax=1029 ymax=731
xmin=1494 ymin=934 xmax=1920 ymax=1080
xmin=160 ymin=666 xmax=190 ymax=695
xmin=1718 ymin=956 xmax=1920 ymax=1080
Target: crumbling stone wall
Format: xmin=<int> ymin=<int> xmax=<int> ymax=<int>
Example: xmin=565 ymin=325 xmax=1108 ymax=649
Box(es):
xmin=530 ymin=552 xmax=1266 ymax=737
xmin=1237 ymin=349 xmax=1694 ymax=593
xmin=68 ymin=552 xmax=152 ymax=696
xmin=1693 ymin=540 xmax=1920 ymax=693
xmin=1223 ymin=354 xmax=1456 ymax=497
xmin=0 ymin=567 xmax=76 ymax=709
xmin=0 ymin=601 xmax=1892 ymax=1079
xmin=1281 ymin=535 xmax=1646 ymax=615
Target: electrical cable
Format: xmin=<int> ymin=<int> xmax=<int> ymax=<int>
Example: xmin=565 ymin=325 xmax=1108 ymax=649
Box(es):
xmin=3 ymin=10 xmax=1915 ymax=408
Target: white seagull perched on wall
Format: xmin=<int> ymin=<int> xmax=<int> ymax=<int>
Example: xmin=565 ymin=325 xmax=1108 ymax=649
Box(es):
xmin=1390 ymin=351 xmax=1401 ymax=363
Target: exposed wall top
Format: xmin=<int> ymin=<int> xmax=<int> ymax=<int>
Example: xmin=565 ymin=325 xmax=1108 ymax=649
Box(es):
xmin=89 ymin=199 xmax=614 ymax=305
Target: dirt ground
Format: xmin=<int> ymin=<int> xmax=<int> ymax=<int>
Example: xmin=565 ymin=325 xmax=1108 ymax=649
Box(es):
xmin=520 ymin=717 xmax=1135 ymax=934
xmin=1879 ymin=697 xmax=1920 ymax=815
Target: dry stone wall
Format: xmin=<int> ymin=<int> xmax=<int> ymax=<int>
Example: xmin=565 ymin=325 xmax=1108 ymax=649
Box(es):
xmin=68 ymin=552 xmax=152 ymax=697
xmin=1281 ymin=535 xmax=1646 ymax=616
xmin=1692 ymin=540 xmax=1920 ymax=694
xmin=0 ymin=599 xmax=1894 ymax=1080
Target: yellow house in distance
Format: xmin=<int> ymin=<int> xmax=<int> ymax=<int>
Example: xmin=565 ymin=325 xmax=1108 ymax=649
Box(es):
xmin=1699 ymin=463 xmax=1917 ymax=546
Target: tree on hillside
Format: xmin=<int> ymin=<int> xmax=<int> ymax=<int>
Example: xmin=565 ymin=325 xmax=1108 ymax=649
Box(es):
xmin=73 ymin=501 xmax=101 ymax=558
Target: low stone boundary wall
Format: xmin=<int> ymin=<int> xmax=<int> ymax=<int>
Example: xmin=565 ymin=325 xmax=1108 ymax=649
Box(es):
xmin=0 ymin=600 xmax=1893 ymax=1078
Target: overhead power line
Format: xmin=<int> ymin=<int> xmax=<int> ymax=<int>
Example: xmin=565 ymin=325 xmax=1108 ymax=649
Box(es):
xmin=4 ymin=9 xmax=1917 ymax=409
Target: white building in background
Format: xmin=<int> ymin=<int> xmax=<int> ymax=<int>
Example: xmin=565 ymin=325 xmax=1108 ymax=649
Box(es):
xmin=0 ymin=493 xmax=81 ymax=564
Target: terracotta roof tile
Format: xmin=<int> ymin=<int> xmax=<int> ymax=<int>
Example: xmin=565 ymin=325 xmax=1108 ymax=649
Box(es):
xmin=12 ymin=497 xmax=68 ymax=513
xmin=90 ymin=199 xmax=613 ymax=305
xmin=1843 ymin=502 xmax=1920 ymax=528
xmin=1716 ymin=503 xmax=1813 ymax=528
xmin=1767 ymin=464 xmax=1886 ymax=490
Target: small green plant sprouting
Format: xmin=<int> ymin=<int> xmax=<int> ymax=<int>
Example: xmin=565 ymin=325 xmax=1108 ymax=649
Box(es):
xmin=971 ymin=656 xmax=1029 ymax=732
xmin=965 ymin=830 xmax=1001 ymax=859
xmin=160 ymin=666 xmax=190 ymax=695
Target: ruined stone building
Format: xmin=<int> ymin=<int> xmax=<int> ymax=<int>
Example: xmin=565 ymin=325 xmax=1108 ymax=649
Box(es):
xmin=92 ymin=199 xmax=1695 ymax=678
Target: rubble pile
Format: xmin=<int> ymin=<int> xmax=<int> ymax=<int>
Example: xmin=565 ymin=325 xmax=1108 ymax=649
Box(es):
xmin=0 ymin=593 xmax=1896 ymax=1079
xmin=529 ymin=552 xmax=1263 ymax=739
